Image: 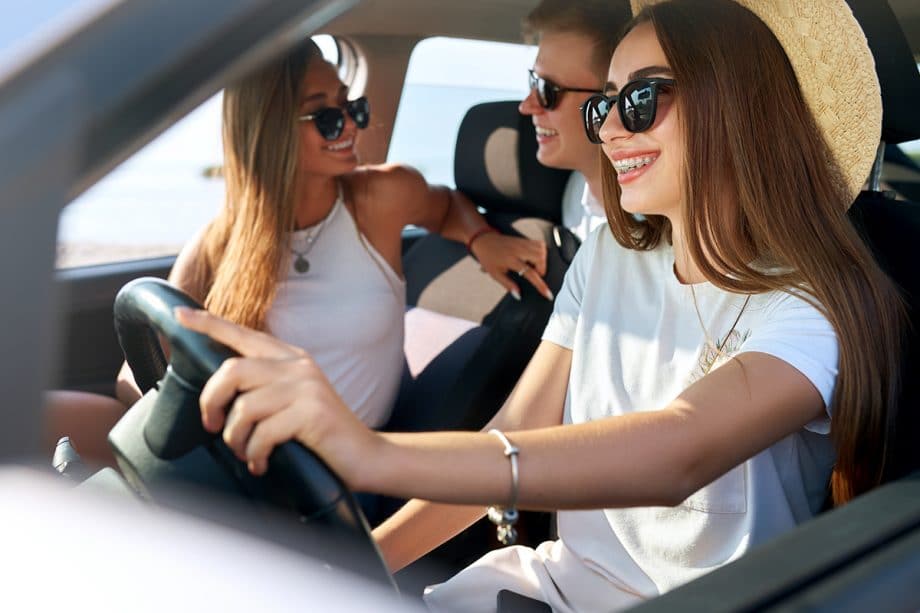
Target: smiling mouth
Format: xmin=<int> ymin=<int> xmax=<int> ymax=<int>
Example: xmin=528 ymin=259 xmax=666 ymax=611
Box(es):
xmin=612 ymin=154 xmax=657 ymax=175
xmin=324 ymin=138 xmax=354 ymax=152
xmin=535 ymin=126 xmax=558 ymax=137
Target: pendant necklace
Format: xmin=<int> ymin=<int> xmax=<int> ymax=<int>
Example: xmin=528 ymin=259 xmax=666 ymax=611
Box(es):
xmin=290 ymin=212 xmax=331 ymax=274
xmin=690 ymin=283 xmax=751 ymax=375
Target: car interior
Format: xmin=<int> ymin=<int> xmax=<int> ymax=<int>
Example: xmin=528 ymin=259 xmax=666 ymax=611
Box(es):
xmin=3 ymin=0 xmax=920 ymax=610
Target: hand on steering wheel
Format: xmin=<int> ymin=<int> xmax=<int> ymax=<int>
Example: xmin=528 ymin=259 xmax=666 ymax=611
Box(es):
xmin=176 ymin=307 xmax=379 ymax=485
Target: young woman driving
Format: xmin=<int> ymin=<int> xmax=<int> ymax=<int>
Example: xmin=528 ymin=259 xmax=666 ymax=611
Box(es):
xmin=177 ymin=0 xmax=905 ymax=609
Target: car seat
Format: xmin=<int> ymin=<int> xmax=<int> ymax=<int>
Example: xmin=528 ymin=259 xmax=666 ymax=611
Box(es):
xmin=845 ymin=0 xmax=920 ymax=485
xmin=385 ymin=100 xmax=578 ymax=434
xmin=882 ymin=144 xmax=920 ymax=201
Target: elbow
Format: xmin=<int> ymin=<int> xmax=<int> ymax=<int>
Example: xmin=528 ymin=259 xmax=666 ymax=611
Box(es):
xmin=643 ymin=472 xmax=696 ymax=508
xmin=665 ymin=475 xmax=702 ymax=508
xmin=657 ymin=457 xmax=742 ymax=510
xmin=651 ymin=451 xmax=713 ymax=509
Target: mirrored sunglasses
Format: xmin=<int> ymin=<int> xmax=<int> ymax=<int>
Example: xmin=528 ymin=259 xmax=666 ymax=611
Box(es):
xmin=528 ymin=69 xmax=600 ymax=110
xmin=297 ymin=96 xmax=370 ymax=141
xmin=580 ymin=78 xmax=675 ymax=144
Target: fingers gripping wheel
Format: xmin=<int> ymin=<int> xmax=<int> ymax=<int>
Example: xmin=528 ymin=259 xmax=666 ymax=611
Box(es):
xmin=111 ymin=278 xmax=392 ymax=586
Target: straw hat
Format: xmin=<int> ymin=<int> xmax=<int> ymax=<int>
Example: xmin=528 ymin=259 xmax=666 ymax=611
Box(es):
xmin=630 ymin=0 xmax=881 ymax=202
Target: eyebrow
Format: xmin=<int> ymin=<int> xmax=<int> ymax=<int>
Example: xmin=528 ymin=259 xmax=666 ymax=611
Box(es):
xmin=301 ymin=93 xmax=328 ymax=104
xmin=300 ymin=85 xmax=348 ymax=105
xmin=605 ymin=65 xmax=674 ymax=92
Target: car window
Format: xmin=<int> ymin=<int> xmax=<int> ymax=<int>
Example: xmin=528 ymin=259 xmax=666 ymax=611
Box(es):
xmin=902 ymin=138 xmax=920 ymax=165
xmin=387 ymin=37 xmax=536 ymax=187
xmin=55 ymin=34 xmax=340 ymax=269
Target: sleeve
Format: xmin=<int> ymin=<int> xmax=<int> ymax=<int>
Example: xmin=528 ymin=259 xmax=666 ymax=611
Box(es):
xmin=540 ymin=224 xmax=601 ymax=350
xmin=738 ymin=291 xmax=839 ymax=434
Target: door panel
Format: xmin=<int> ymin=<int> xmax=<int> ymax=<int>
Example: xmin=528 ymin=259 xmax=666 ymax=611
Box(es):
xmin=53 ymin=256 xmax=175 ymax=395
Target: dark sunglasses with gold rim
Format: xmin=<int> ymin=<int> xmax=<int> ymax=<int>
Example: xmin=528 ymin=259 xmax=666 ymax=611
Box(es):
xmin=580 ymin=78 xmax=675 ymax=144
xmin=297 ymin=96 xmax=370 ymax=141
xmin=528 ymin=69 xmax=601 ymax=110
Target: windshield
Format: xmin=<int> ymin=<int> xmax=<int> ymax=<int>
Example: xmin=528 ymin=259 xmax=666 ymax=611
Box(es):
xmin=0 ymin=0 xmax=116 ymax=79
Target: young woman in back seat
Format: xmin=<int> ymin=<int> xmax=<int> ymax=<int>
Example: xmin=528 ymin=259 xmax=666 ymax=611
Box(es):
xmin=178 ymin=0 xmax=906 ymax=610
xmin=115 ymin=39 xmax=552 ymax=430
xmin=45 ymin=39 xmax=553 ymax=464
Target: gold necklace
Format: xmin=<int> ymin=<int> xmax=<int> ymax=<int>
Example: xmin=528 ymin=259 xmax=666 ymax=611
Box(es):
xmin=689 ymin=284 xmax=751 ymax=375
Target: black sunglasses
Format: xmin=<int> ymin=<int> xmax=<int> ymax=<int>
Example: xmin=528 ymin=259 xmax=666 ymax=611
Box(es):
xmin=528 ymin=69 xmax=600 ymax=110
xmin=580 ymin=78 xmax=675 ymax=144
xmin=297 ymin=96 xmax=370 ymax=141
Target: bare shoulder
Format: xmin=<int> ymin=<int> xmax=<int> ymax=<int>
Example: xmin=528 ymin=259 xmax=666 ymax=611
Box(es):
xmin=344 ymin=164 xmax=428 ymax=225
xmin=351 ymin=163 xmax=426 ymax=199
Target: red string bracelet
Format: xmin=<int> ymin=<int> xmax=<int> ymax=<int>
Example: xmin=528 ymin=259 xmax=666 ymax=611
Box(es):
xmin=466 ymin=226 xmax=498 ymax=255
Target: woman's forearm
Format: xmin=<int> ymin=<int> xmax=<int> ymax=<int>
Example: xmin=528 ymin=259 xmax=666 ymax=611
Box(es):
xmin=373 ymin=499 xmax=485 ymax=573
xmin=436 ymin=189 xmax=489 ymax=245
xmin=362 ymin=419 xmax=688 ymax=510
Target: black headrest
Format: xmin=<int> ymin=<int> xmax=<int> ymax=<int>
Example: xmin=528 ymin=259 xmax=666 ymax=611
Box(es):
xmin=848 ymin=191 xmax=920 ymax=482
xmin=454 ymin=101 xmax=571 ymax=223
xmin=847 ymin=0 xmax=920 ymax=144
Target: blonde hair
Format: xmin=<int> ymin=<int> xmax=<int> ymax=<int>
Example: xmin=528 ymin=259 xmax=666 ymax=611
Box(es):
xmin=523 ymin=0 xmax=629 ymax=77
xmin=188 ymin=40 xmax=323 ymax=330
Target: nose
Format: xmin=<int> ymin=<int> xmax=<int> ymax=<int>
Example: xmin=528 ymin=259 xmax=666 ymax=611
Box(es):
xmin=597 ymin=104 xmax=628 ymax=144
xmin=519 ymin=88 xmax=543 ymax=116
xmin=343 ymin=106 xmax=356 ymax=128
xmin=338 ymin=106 xmax=358 ymax=138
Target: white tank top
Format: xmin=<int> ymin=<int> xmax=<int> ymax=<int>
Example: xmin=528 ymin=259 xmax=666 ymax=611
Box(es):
xmin=265 ymin=191 xmax=406 ymax=428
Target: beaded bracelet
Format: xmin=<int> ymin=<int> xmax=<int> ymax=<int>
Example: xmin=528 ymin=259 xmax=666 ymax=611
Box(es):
xmin=466 ymin=225 xmax=498 ymax=255
xmin=487 ymin=428 xmax=520 ymax=546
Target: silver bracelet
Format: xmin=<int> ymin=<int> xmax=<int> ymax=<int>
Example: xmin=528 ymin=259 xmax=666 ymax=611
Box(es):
xmin=487 ymin=428 xmax=520 ymax=545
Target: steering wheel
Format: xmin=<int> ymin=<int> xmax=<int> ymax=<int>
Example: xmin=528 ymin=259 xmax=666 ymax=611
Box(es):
xmin=110 ymin=277 xmax=393 ymax=587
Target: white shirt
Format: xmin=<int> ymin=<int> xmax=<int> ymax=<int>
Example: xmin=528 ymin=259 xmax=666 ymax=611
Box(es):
xmin=266 ymin=196 xmax=406 ymax=429
xmin=425 ymin=225 xmax=838 ymax=611
xmin=561 ymin=172 xmax=606 ymax=242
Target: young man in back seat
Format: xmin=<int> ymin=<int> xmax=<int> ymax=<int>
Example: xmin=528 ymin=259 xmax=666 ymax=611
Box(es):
xmin=518 ymin=0 xmax=629 ymax=241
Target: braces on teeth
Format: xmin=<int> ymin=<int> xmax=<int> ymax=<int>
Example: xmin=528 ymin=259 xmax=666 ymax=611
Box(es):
xmin=613 ymin=156 xmax=655 ymax=173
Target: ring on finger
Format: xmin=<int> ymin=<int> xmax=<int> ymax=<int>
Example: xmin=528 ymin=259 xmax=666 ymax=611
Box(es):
xmin=516 ymin=266 xmax=528 ymax=277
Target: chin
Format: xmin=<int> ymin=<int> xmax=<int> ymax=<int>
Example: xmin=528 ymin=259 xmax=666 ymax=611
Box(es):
xmin=617 ymin=192 xmax=657 ymax=217
xmin=536 ymin=148 xmax=567 ymax=171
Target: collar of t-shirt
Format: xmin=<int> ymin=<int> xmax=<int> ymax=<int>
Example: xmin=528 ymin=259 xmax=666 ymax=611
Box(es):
xmin=582 ymin=183 xmax=604 ymax=218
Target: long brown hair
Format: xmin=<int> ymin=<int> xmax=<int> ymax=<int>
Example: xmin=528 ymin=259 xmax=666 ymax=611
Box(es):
xmin=187 ymin=40 xmax=323 ymax=330
xmin=603 ymin=0 xmax=905 ymax=504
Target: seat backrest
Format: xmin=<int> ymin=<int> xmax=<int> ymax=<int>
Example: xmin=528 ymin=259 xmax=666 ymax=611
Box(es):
xmin=844 ymin=0 xmax=920 ymax=484
xmin=848 ymin=192 xmax=920 ymax=482
xmin=387 ymin=101 xmax=577 ymax=433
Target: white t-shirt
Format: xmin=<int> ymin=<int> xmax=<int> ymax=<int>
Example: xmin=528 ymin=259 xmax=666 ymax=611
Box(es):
xmin=561 ymin=172 xmax=606 ymax=242
xmin=425 ymin=225 xmax=838 ymax=612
